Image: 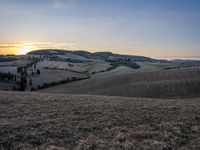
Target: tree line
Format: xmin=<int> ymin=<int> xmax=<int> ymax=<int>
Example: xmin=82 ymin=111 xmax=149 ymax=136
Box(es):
xmin=0 ymin=72 xmax=17 ymax=82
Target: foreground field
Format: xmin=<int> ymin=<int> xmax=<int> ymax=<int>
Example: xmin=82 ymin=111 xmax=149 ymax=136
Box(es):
xmin=0 ymin=92 xmax=200 ymax=149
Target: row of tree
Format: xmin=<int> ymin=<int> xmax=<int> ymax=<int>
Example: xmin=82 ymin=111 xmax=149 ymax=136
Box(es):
xmin=17 ymin=66 xmax=41 ymax=77
xmin=16 ymin=60 xmax=41 ymax=91
xmin=0 ymin=72 xmax=17 ymax=82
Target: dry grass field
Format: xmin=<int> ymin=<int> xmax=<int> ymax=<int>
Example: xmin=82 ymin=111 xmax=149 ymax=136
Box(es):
xmin=42 ymin=66 xmax=200 ymax=99
xmin=31 ymin=69 xmax=87 ymax=87
xmin=0 ymin=66 xmax=87 ymax=90
xmin=37 ymin=60 xmax=111 ymax=74
xmin=0 ymin=92 xmax=199 ymax=149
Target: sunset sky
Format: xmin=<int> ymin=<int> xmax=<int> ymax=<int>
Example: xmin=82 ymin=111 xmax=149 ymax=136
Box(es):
xmin=0 ymin=0 xmax=200 ymax=59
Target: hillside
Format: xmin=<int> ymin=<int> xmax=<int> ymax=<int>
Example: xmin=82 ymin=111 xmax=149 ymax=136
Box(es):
xmin=0 ymin=92 xmax=199 ymax=149
xmin=42 ymin=66 xmax=200 ymax=98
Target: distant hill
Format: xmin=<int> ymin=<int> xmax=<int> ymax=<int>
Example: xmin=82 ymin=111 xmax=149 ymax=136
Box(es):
xmin=28 ymin=49 xmax=91 ymax=56
xmin=170 ymin=59 xmax=200 ymax=63
xmin=0 ymin=56 xmax=18 ymax=62
xmin=92 ymin=51 xmax=168 ymax=62
xmin=28 ymin=49 xmax=168 ymax=62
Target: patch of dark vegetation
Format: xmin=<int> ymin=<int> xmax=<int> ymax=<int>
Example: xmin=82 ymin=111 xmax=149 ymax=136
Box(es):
xmin=36 ymin=76 xmax=90 ymax=90
xmin=106 ymin=59 xmax=140 ymax=69
xmin=164 ymin=63 xmax=200 ymax=70
xmin=43 ymin=67 xmax=86 ymax=74
xmin=164 ymin=66 xmax=181 ymax=70
xmin=0 ymin=72 xmax=17 ymax=82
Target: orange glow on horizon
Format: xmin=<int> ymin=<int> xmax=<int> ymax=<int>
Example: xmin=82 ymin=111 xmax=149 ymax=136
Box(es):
xmin=0 ymin=42 xmax=40 ymax=55
xmin=1 ymin=50 xmax=14 ymax=55
xmin=16 ymin=45 xmax=38 ymax=55
xmin=1 ymin=42 xmax=198 ymax=60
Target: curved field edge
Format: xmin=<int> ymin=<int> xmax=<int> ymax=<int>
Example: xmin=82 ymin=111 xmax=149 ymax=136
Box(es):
xmin=0 ymin=92 xmax=200 ymax=149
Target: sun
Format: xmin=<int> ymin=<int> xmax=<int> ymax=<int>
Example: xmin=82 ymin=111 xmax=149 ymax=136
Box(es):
xmin=16 ymin=43 xmax=38 ymax=55
xmin=18 ymin=46 xmax=33 ymax=55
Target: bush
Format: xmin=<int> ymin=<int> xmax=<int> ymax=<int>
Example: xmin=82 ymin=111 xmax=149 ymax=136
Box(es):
xmin=49 ymin=82 xmax=57 ymax=86
xmin=37 ymin=85 xmax=42 ymax=90
xmin=71 ymin=77 xmax=77 ymax=81
xmin=43 ymin=83 xmax=50 ymax=88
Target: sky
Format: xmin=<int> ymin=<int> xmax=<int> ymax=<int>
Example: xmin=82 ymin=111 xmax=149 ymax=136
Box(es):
xmin=0 ymin=0 xmax=200 ymax=59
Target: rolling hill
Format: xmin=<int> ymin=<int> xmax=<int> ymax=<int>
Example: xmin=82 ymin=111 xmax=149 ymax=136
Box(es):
xmin=41 ymin=66 xmax=200 ymax=98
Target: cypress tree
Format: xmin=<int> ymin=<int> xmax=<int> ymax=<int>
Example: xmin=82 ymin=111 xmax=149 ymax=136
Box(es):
xmin=29 ymin=78 xmax=32 ymax=86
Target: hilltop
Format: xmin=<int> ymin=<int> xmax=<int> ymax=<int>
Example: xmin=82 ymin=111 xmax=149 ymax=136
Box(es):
xmin=27 ymin=49 xmax=168 ymax=62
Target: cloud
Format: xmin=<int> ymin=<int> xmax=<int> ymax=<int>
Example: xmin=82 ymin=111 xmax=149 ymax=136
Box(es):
xmin=102 ymin=42 xmax=109 ymax=45
xmin=0 ymin=42 xmax=80 ymax=55
xmin=0 ymin=42 xmax=79 ymax=51
xmin=57 ymin=42 xmax=78 ymax=46
xmin=52 ymin=0 xmax=65 ymax=9
xmin=51 ymin=0 xmax=75 ymax=10
xmin=129 ymin=41 xmax=143 ymax=45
